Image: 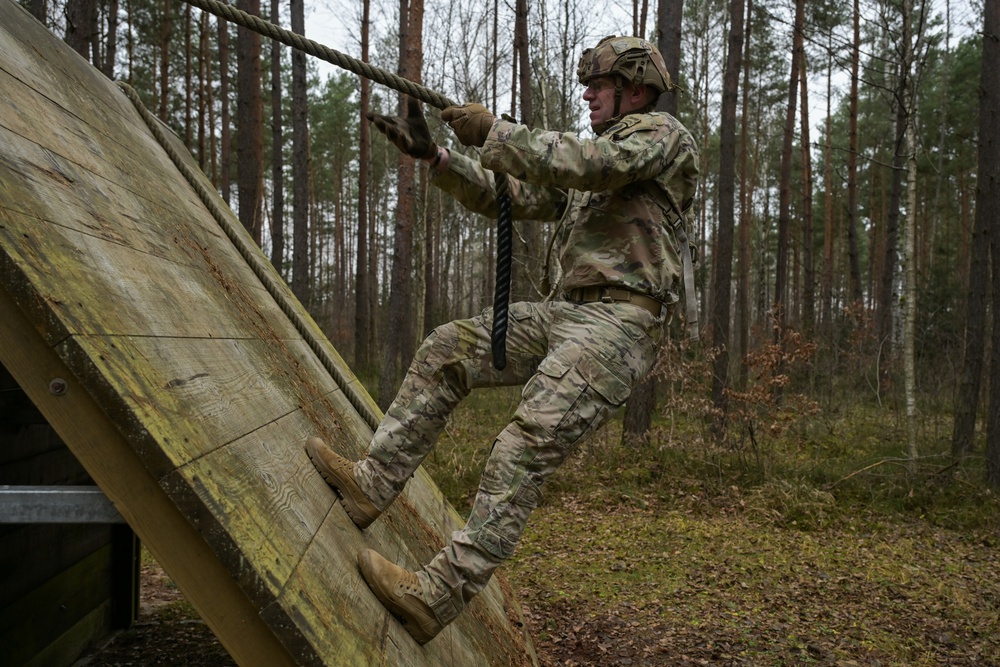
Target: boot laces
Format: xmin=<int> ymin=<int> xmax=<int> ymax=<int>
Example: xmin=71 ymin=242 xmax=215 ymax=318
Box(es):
xmin=394 ymin=571 xmax=422 ymax=597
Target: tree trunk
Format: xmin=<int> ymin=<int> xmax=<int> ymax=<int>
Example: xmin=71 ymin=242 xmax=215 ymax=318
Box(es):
xmin=89 ymin=0 xmax=100 ymax=69
xmin=821 ymin=31 xmax=834 ymax=333
xmin=354 ymin=0 xmax=373 ymax=372
xmin=736 ymin=0 xmax=753 ymax=390
xmin=423 ymin=192 xmax=438 ymax=331
xmin=709 ymin=0 xmax=745 ymax=438
xmin=513 ymin=0 xmax=540 ymax=302
xmin=901 ymin=0 xmax=918 ymax=469
xmin=655 ymin=0 xmax=683 ymax=115
xmin=621 ymin=0 xmax=685 ymax=447
xmin=269 ymin=0 xmax=284 ymax=274
xmin=290 ymin=0 xmax=310 ymax=302
xmin=198 ymin=11 xmax=208 ymax=170
xmin=104 ymin=0 xmax=119 ymax=79
xmin=159 ymin=0 xmax=170 ymax=121
xmin=184 ymin=5 xmax=193 ymax=148
xmin=877 ymin=86 xmax=907 ymax=384
xmin=798 ymin=53 xmax=814 ymax=337
xmin=515 ymin=0 xmax=531 ymax=126
xmin=774 ymin=0 xmax=804 ymax=345
xmin=235 ymin=0 xmax=263 ymax=244
xmin=952 ymin=142 xmax=991 ymax=456
xmin=399 ymin=0 xmax=423 ymax=372
xmin=378 ymin=0 xmax=423 ymax=409
xmin=845 ymin=0 xmax=863 ymax=306
xmin=981 ymin=0 xmax=1000 ymax=486
xmin=65 ymin=0 xmax=94 ymax=66
xmin=218 ymin=11 xmax=231 ymax=203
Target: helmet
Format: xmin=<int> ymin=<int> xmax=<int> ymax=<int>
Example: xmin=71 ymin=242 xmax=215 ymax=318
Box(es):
xmin=577 ymin=35 xmax=673 ymax=95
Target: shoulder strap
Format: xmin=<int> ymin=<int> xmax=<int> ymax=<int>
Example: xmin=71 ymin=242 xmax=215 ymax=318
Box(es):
xmin=644 ymin=182 xmax=699 ymax=341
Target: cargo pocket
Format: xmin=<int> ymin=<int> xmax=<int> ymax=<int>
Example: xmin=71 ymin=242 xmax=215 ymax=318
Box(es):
xmin=519 ymin=352 xmax=578 ymax=436
xmin=410 ymin=321 xmax=459 ymax=376
xmin=525 ymin=352 xmax=630 ymax=451
xmin=476 ymin=475 xmax=541 ymax=560
xmin=577 ymin=354 xmax=631 ymax=406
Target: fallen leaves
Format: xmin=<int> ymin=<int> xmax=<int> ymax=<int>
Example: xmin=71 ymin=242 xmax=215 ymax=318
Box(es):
xmin=506 ymin=493 xmax=1000 ymax=667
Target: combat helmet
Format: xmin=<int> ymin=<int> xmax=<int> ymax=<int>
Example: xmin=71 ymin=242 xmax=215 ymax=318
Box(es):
xmin=577 ymin=35 xmax=673 ymax=132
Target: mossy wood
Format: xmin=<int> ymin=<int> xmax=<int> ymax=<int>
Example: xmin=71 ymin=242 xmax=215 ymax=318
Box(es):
xmin=0 ymin=3 xmax=537 ymax=665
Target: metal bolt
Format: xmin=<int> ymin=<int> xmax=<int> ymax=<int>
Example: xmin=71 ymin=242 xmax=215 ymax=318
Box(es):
xmin=49 ymin=378 xmax=68 ymax=396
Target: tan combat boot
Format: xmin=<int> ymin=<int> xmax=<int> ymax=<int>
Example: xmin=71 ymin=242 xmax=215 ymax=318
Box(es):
xmin=358 ymin=548 xmax=444 ymax=645
xmin=304 ymin=437 xmax=381 ymax=529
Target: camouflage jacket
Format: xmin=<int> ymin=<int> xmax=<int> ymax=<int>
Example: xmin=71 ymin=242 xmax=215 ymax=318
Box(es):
xmin=432 ymin=112 xmax=699 ymax=305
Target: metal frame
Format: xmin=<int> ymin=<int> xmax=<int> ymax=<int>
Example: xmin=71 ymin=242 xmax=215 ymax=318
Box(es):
xmin=0 ymin=485 xmax=125 ymax=523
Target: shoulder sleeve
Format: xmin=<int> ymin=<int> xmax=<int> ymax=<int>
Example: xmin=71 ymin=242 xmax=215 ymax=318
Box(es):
xmin=432 ymin=149 xmax=568 ymax=222
xmin=480 ymin=115 xmax=685 ymax=192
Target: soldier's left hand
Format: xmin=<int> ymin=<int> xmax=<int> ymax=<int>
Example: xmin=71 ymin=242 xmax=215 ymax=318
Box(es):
xmin=441 ymin=103 xmax=495 ymax=147
xmin=367 ymin=97 xmax=438 ymax=159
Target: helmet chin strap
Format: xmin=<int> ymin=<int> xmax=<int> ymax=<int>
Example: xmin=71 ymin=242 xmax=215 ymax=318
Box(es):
xmin=593 ymin=76 xmax=625 ymax=135
xmin=612 ymin=75 xmax=624 ymax=118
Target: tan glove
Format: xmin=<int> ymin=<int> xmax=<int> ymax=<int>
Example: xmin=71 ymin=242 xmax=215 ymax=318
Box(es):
xmin=441 ymin=103 xmax=496 ymax=147
xmin=366 ymin=97 xmax=438 ymax=160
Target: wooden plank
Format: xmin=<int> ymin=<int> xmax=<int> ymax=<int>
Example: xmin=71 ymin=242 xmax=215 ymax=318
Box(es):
xmin=159 ymin=413 xmax=339 ymax=611
xmin=24 ymin=601 xmax=114 ymax=667
xmin=59 ymin=334 xmax=359 ymax=476
xmin=0 ymin=423 xmax=68 ymax=467
xmin=108 ymin=524 xmax=140 ymax=629
xmin=0 ymin=544 xmax=112 ymax=664
xmin=0 ymin=152 xmax=297 ymax=346
xmin=0 ymin=24 xmax=192 ymax=219
xmin=0 ymin=523 xmax=111 ymax=604
xmin=0 ymin=285 xmax=298 ymax=667
xmin=0 ymin=446 xmax=90 ymax=487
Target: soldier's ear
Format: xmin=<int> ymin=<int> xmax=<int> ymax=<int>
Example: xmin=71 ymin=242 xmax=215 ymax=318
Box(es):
xmin=626 ymin=83 xmax=653 ymax=110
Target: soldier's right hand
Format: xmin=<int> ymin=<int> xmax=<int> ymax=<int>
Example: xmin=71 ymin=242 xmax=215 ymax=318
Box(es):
xmin=366 ymin=97 xmax=438 ymax=160
xmin=441 ymin=103 xmax=495 ymax=147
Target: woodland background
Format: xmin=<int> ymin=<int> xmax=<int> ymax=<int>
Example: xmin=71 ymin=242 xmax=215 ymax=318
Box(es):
xmin=18 ymin=0 xmax=1000 ymax=481
xmin=22 ymin=0 xmax=1000 ymax=664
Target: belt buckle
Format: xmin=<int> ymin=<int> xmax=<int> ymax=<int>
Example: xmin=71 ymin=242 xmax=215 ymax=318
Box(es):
xmin=599 ymin=287 xmax=614 ymax=304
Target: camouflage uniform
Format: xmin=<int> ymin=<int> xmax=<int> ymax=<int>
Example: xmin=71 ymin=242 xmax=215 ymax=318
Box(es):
xmin=355 ymin=110 xmax=699 ymax=626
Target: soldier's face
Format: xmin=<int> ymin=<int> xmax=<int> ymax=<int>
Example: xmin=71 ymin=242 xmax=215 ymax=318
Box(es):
xmin=583 ymin=77 xmax=618 ymax=131
xmin=583 ymin=77 xmax=650 ymax=132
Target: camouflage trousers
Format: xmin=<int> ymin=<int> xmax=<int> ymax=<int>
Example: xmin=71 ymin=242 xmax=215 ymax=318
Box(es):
xmin=355 ymin=298 xmax=662 ymax=626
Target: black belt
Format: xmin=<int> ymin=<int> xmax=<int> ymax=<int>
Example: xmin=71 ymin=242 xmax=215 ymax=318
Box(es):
xmin=565 ymin=286 xmax=663 ymax=317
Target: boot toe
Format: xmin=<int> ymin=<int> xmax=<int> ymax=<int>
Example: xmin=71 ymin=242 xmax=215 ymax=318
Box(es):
xmin=304 ymin=437 xmax=380 ymax=529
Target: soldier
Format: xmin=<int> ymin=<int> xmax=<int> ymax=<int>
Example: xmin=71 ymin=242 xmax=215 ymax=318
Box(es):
xmin=306 ymin=35 xmax=699 ymax=644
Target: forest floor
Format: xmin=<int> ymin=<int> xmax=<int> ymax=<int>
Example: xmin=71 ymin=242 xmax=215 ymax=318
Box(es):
xmin=78 ymin=389 xmax=1000 ymax=666
xmin=78 ymin=487 xmax=999 ymax=667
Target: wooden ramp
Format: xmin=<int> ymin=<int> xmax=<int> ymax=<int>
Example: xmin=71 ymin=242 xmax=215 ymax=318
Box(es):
xmin=0 ymin=3 xmax=537 ymax=665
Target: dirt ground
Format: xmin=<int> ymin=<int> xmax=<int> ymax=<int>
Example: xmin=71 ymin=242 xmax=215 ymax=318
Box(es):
xmin=77 ymin=492 xmax=1000 ymax=667
xmin=77 ymin=547 xmax=996 ymax=667
xmin=76 ymin=556 xmax=651 ymax=667
xmin=77 ymin=557 xmax=237 ymax=667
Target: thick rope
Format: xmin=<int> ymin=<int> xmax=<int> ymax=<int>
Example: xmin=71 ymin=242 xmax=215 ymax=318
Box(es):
xmin=179 ymin=0 xmax=514 ymax=371
xmin=117 ymin=81 xmax=384 ymax=433
xmin=491 ymin=175 xmax=512 ymax=370
xmin=181 ymin=0 xmax=453 ymax=110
